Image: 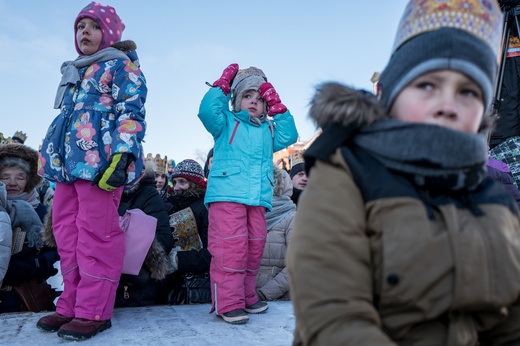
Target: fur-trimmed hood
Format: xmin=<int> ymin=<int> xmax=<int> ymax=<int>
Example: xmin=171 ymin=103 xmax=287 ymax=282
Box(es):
xmin=302 ymin=83 xmax=385 ymax=177
xmin=273 ymin=166 xmax=292 ymax=197
xmin=112 ymin=40 xmax=137 ymax=53
xmin=0 ymin=144 xmax=42 ymax=193
xmin=308 ymin=82 xmax=384 ymax=129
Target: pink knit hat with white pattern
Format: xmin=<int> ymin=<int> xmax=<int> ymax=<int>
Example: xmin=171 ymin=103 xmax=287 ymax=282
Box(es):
xmin=74 ymin=2 xmax=125 ymax=55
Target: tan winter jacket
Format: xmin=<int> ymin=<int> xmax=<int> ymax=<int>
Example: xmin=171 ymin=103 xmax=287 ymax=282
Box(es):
xmin=286 ymin=83 xmax=520 ymax=346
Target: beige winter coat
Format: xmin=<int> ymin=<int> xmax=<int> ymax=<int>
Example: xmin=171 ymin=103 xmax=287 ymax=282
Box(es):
xmin=286 ymin=83 xmax=520 ymax=346
xmin=257 ymin=167 xmax=295 ymax=300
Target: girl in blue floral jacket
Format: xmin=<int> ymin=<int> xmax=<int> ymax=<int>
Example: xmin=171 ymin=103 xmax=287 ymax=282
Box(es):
xmin=37 ymin=2 xmax=147 ymax=341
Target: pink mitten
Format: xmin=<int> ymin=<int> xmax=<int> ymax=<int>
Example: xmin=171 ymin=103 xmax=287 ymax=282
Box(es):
xmin=212 ymin=63 xmax=239 ymax=95
xmin=259 ymin=82 xmax=287 ymax=116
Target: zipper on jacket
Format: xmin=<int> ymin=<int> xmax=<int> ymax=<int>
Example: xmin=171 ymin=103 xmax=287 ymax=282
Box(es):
xmin=229 ymin=120 xmax=240 ymax=145
xmin=124 ymin=285 xmax=130 ymax=299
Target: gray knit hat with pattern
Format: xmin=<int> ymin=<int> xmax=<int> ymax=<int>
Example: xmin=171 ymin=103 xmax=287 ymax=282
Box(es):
xmin=231 ymin=67 xmax=267 ymax=112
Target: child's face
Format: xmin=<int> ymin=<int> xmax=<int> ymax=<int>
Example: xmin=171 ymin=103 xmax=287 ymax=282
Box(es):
xmin=389 ymin=70 xmax=484 ymax=133
xmin=76 ymin=17 xmax=103 ymax=55
xmin=240 ymin=90 xmax=266 ymax=118
xmin=155 ymin=173 xmax=166 ymax=191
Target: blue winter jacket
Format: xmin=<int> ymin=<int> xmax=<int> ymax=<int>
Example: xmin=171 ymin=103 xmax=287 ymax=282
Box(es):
xmin=39 ymin=56 xmax=147 ymax=185
xmin=198 ymin=87 xmax=298 ymax=211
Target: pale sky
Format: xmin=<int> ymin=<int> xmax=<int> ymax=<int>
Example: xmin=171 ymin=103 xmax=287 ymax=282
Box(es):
xmin=0 ymin=0 xmax=409 ymax=164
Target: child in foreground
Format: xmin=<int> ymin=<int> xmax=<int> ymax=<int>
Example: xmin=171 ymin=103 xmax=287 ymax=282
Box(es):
xmin=287 ymin=0 xmax=520 ymax=345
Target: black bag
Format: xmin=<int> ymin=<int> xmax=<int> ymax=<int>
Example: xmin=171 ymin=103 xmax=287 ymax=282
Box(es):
xmin=168 ymin=272 xmax=211 ymax=305
xmin=115 ymin=268 xmax=162 ymax=307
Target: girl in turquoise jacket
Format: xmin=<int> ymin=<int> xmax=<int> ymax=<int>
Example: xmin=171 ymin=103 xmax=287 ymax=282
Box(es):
xmin=198 ymin=64 xmax=297 ymax=324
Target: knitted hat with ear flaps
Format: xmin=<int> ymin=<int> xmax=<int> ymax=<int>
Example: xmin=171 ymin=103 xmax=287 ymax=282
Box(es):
xmin=74 ymin=1 xmax=125 ymax=55
xmin=0 ymin=144 xmax=42 ymax=193
xmin=378 ymin=0 xmax=503 ymax=114
xmin=231 ymin=67 xmax=267 ymax=112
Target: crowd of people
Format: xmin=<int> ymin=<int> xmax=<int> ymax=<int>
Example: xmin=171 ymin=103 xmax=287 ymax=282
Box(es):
xmin=0 ymin=0 xmax=304 ymax=341
xmin=4 ymin=0 xmax=520 ymax=344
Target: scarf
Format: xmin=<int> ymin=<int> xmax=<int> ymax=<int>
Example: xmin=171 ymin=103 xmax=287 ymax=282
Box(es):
xmin=265 ymin=196 xmax=296 ymax=230
xmin=354 ymin=118 xmax=488 ymax=191
xmin=0 ymin=185 xmax=43 ymax=250
xmin=54 ymin=47 xmax=129 ymax=109
xmin=8 ymin=189 xmax=40 ymax=209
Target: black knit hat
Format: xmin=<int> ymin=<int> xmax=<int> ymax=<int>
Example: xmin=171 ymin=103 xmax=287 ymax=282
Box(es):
xmin=289 ymin=151 xmax=305 ymax=179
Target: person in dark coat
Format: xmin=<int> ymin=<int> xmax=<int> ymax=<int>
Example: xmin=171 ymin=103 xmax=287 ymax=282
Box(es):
xmin=115 ymin=162 xmax=174 ymax=307
xmin=289 ymin=151 xmax=307 ymax=206
xmin=165 ymin=159 xmax=211 ymax=304
xmin=487 ymin=156 xmax=520 ymax=207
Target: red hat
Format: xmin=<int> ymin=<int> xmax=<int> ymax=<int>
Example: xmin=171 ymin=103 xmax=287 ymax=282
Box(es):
xmin=171 ymin=159 xmax=207 ymax=189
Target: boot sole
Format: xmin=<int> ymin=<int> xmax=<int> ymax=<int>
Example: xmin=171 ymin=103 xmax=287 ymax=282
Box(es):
xmin=37 ymin=322 xmax=63 ymax=332
xmin=217 ymin=314 xmax=249 ymax=324
xmin=244 ymin=305 xmax=269 ymax=314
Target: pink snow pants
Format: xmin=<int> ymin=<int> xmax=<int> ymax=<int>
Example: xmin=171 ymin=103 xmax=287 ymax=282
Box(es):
xmin=208 ymin=202 xmax=267 ymax=314
xmin=52 ymin=180 xmax=124 ymax=321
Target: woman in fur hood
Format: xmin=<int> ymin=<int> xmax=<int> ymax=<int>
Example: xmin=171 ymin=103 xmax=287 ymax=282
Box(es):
xmin=0 ymin=144 xmax=59 ymax=313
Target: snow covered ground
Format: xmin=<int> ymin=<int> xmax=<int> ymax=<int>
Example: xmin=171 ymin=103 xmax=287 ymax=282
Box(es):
xmin=0 ymin=301 xmax=295 ymax=345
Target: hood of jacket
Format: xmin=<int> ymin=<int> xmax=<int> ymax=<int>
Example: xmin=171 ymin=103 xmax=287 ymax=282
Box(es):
xmin=309 ymin=82 xmax=384 ymax=129
xmin=0 ymin=144 xmax=42 ymax=193
xmin=303 ymin=83 xmax=384 ymax=176
xmin=273 ymin=166 xmax=293 ymax=197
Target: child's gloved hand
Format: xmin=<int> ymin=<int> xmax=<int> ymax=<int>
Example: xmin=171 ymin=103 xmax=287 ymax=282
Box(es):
xmin=93 ymin=153 xmax=132 ymax=191
xmin=212 ymin=63 xmax=239 ymax=96
xmin=259 ymin=82 xmax=287 ymax=116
